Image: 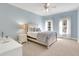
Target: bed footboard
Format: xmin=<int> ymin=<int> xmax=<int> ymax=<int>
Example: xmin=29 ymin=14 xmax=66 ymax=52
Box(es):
xmin=46 ymin=32 xmax=57 ymax=47
xmin=27 ymin=32 xmax=57 ymax=48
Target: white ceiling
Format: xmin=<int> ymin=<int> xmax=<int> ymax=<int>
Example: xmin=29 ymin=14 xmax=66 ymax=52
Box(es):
xmin=9 ymin=3 xmax=79 ymax=16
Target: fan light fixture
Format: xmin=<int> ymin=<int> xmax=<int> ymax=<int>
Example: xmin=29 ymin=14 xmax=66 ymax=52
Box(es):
xmin=44 ymin=3 xmax=50 ymax=12
xmin=43 ymin=3 xmax=56 ymax=13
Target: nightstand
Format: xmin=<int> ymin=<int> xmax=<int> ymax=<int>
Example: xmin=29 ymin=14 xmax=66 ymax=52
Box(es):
xmin=18 ymin=34 xmax=27 ymax=44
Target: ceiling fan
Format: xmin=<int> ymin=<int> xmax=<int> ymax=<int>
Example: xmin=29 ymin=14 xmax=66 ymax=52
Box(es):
xmin=43 ymin=3 xmax=56 ymax=12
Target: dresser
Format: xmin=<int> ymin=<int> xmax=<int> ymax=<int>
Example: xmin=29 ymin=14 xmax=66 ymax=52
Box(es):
xmin=0 ymin=37 xmax=22 ymax=56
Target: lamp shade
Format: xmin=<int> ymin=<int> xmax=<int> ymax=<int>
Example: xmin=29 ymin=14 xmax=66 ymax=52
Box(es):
xmin=19 ymin=23 xmax=28 ymax=33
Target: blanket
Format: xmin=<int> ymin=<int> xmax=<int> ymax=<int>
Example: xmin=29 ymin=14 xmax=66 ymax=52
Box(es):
xmin=37 ymin=32 xmax=56 ymax=43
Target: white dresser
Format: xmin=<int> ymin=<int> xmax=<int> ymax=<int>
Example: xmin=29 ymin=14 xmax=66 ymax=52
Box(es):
xmin=0 ymin=37 xmax=22 ymax=56
xmin=18 ymin=34 xmax=27 ymax=44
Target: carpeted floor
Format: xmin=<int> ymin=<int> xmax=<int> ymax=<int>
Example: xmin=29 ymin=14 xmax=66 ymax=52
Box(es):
xmin=22 ymin=38 xmax=79 ymax=56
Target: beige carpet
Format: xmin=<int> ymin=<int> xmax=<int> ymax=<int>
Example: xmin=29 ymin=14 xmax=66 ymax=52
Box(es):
xmin=22 ymin=38 xmax=79 ymax=56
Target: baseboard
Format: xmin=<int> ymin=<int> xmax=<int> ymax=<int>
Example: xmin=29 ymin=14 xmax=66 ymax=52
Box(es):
xmin=77 ymin=38 xmax=79 ymax=43
xmin=57 ymin=36 xmax=79 ymax=43
xmin=70 ymin=37 xmax=78 ymax=41
xmin=77 ymin=40 xmax=79 ymax=42
xmin=57 ymin=36 xmax=77 ymax=41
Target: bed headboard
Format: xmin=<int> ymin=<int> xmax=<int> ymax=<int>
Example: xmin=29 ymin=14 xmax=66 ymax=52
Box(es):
xmin=27 ymin=24 xmax=41 ymax=32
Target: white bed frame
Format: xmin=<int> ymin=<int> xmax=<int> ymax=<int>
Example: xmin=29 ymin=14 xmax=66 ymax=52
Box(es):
xmin=27 ymin=33 xmax=57 ymax=48
xmin=27 ymin=24 xmax=57 ymax=48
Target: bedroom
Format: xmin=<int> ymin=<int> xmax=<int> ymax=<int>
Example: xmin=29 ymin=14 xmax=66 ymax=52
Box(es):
xmin=0 ymin=3 xmax=79 ymax=56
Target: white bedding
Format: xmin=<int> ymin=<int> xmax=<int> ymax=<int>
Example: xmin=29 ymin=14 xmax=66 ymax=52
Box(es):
xmin=27 ymin=31 xmax=57 ymax=47
xmin=27 ymin=32 xmax=39 ymax=38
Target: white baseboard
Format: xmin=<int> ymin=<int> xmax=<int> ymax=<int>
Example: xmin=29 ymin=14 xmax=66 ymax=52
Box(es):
xmin=77 ymin=38 xmax=79 ymax=43
xmin=70 ymin=37 xmax=77 ymax=40
xmin=57 ymin=36 xmax=79 ymax=43
xmin=77 ymin=40 xmax=79 ymax=43
xmin=57 ymin=36 xmax=77 ymax=41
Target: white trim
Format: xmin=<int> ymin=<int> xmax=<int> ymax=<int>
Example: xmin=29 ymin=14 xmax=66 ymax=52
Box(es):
xmin=57 ymin=36 xmax=77 ymax=40
xmin=77 ymin=38 xmax=79 ymax=43
xmin=70 ymin=37 xmax=77 ymax=40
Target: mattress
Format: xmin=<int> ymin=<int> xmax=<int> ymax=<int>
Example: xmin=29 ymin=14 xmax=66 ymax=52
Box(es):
xmin=27 ymin=32 xmax=57 ymax=47
xmin=27 ymin=32 xmax=39 ymax=38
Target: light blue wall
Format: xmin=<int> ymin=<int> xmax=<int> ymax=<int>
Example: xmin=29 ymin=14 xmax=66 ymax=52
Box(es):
xmin=77 ymin=9 xmax=79 ymax=39
xmin=42 ymin=10 xmax=78 ymax=39
xmin=0 ymin=3 xmax=42 ymax=40
xmin=0 ymin=3 xmax=78 ymax=40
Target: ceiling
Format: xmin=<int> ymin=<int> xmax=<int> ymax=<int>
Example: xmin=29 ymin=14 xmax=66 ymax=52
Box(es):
xmin=9 ymin=3 xmax=79 ymax=16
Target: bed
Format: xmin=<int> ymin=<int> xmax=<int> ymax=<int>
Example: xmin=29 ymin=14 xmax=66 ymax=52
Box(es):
xmin=27 ymin=32 xmax=57 ymax=48
xmin=27 ymin=24 xmax=57 ymax=48
xmin=27 ymin=32 xmax=38 ymax=39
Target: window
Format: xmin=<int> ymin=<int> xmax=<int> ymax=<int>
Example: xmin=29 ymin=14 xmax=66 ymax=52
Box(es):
xmin=59 ymin=17 xmax=71 ymax=37
xmin=45 ymin=20 xmax=53 ymax=31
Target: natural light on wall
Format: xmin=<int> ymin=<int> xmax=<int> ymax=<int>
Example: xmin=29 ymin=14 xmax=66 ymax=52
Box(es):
xmin=59 ymin=20 xmax=63 ymax=35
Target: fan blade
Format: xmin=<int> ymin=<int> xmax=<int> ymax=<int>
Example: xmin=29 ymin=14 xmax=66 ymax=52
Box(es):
xmin=51 ymin=5 xmax=56 ymax=8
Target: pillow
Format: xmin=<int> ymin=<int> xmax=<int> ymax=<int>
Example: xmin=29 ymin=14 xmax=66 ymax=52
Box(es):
xmin=28 ymin=27 xmax=41 ymax=32
xmin=28 ymin=24 xmax=41 ymax=32
xmin=36 ymin=28 xmax=41 ymax=32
